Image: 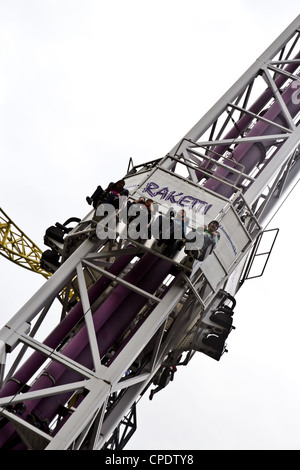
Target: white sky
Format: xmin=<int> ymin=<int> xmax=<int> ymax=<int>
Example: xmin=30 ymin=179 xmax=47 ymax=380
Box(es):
xmin=1 ymin=0 xmax=300 ymax=450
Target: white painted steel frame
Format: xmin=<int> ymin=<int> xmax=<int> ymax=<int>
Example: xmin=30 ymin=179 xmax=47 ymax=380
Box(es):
xmin=163 ymin=15 xmax=300 ymax=224
xmin=45 ymin=277 xmax=188 ymax=450
xmin=0 ymin=15 xmax=300 ymax=450
xmin=0 ymin=227 xmax=192 ymax=449
xmin=168 ymin=14 xmax=300 ymax=155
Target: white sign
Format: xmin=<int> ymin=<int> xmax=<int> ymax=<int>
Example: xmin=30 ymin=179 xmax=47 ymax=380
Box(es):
xmin=126 ymin=168 xmax=228 ymax=229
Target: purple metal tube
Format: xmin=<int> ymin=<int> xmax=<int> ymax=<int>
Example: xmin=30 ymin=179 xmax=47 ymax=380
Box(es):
xmin=0 ymin=250 xmax=136 ymax=400
xmin=0 ymin=250 xmax=137 ymax=449
xmin=52 ymin=266 xmax=179 ymax=435
xmin=0 ymin=253 xmax=172 ymax=449
xmin=195 ymin=51 xmax=300 ymax=181
xmin=31 ymin=257 xmax=173 ymax=426
xmin=20 ymin=253 xmax=159 ymax=408
xmin=203 ymin=71 xmax=300 ymax=197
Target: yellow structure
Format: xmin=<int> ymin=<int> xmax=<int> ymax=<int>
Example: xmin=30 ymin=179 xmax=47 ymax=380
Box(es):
xmin=0 ymin=207 xmax=51 ymax=279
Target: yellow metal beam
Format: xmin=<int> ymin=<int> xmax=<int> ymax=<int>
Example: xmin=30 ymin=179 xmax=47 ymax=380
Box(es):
xmin=0 ymin=208 xmax=51 ymax=279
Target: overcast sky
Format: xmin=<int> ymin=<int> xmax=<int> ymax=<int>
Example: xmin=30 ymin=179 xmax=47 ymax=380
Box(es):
xmin=1 ymin=1 xmax=300 ymax=450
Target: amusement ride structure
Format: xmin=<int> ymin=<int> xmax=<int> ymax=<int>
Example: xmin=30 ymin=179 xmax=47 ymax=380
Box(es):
xmin=0 ymin=15 xmax=300 ymax=450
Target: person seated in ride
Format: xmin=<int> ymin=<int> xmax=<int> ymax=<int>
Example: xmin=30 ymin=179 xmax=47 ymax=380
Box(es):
xmin=153 ymin=209 xmax=189 ymax=256
xmin=86 ymin=180 xmax=129 ymax=209
xmin=126 ymin=197 xmax=155 ymax=239
xmin=198 ymin=220 xmax=220 ymax=260
xmin=185 ymin=220 xmax=220 ymax=260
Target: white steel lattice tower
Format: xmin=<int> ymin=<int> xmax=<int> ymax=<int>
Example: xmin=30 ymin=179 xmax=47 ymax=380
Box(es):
xmin=0 ymin=15 xmax=300 ymax=450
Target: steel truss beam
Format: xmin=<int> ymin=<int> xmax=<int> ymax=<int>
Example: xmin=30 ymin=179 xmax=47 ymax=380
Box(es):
xmin=0 ymin=208 xmax=50 ymax=278
xmin=0 ymin=203 xmax=246 ymax=449
xmin=0 ymin=15 xmax=300 ymax=451
xmin=161 ymin=15 xmax=300 ymax=223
